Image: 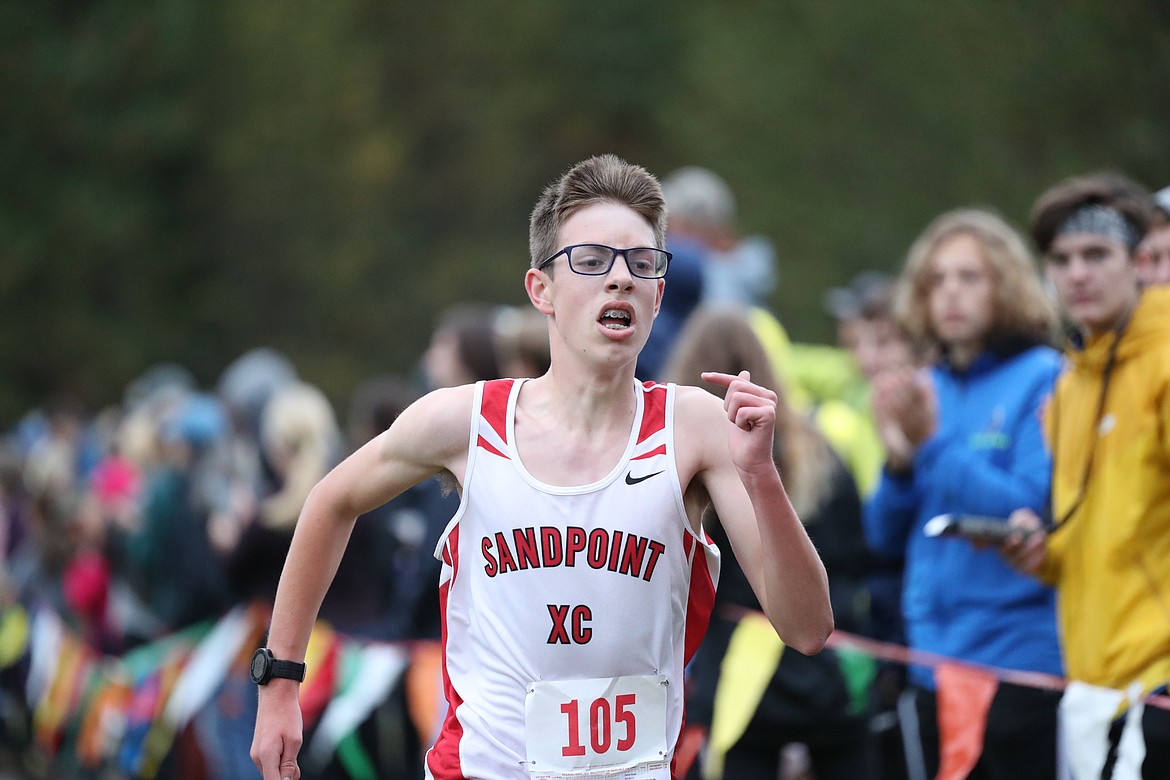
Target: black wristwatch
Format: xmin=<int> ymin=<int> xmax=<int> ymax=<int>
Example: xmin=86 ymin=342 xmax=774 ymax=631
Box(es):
xmin=249 ymin=647 xmax=307 ymax=685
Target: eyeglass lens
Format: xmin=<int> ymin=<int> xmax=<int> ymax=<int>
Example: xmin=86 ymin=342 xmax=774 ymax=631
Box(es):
xmin=568 ymin=245 xmax=668 ymax=278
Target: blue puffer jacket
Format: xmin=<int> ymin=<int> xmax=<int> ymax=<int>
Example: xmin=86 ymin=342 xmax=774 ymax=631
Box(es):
xmin=864 ymin=345 xmax=1064 ymax=689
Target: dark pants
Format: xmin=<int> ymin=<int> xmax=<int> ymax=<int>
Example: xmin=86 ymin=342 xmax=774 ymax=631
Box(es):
xmin=723 ymin=715 xmax=877 ymax=780
xmin=912 ymin=682 xmax=1061 ymax=780
xmin=1101 ymin=687 xmax=1170 ymax=779
xmin=718 ymin=646 xmax=878 ymax=780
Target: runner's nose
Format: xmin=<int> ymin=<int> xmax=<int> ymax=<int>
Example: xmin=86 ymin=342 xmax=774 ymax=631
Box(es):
xmin=605 ymin=251 xmax=635 ymax=290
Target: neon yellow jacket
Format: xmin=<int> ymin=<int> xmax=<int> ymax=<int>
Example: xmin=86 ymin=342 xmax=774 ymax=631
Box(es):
xmin=748 ymin=307 xmax=884 ymax=496
xmin=1041 ymin=286 xmax=1170 ymax=692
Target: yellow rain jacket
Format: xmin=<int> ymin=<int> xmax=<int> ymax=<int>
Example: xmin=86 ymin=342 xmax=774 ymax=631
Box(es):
xmin=1041 ymin=286 xmax=1170 ymax=692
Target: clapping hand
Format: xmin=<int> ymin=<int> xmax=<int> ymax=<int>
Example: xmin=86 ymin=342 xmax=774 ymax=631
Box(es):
xmin=872 ymin=367 xmax=937 ymax=472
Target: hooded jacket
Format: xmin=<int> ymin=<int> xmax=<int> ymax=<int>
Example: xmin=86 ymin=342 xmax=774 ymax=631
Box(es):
xmin=865 ymin=344 xmax=1064 ymax=689
xmin=1040 ymin=285 xmax=1170 ymax=692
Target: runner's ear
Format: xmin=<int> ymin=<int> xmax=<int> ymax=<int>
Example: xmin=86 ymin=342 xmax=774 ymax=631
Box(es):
xmin=525 ymin=268 xmax=555 ymax=316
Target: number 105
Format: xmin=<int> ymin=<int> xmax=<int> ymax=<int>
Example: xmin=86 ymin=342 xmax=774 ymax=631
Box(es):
xmin=560 ymin=693 xmax=637 ymax=757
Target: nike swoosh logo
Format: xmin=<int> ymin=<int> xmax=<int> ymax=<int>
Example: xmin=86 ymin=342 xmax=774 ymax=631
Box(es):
xmin=625 ymin=470 xmax=664 ymax=486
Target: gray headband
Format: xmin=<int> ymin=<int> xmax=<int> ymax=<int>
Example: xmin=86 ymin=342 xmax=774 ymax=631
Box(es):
xmin=1055 ymin=204 xmax=1141 ymax=250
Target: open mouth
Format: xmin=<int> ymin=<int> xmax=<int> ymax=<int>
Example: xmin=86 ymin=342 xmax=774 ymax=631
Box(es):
xmin=599 ymin=308 xmax=632 ymax=330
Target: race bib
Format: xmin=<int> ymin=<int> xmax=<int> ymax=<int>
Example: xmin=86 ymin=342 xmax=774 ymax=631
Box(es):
xmin=524 ymin=674 xmax=670 ymax=779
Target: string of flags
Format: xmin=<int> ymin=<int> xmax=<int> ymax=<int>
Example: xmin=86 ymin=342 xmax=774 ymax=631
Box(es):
xmin=0 ymin=601 xmax=443 ymax=778
xmin=1 ymin=600 xmax=1164 ymax=778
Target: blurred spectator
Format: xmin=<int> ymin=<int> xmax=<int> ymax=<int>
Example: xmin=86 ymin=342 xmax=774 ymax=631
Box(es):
xmin=257 ymin=382 xmax=341 ymax=532
xmin=810 ymin=271 xmax=928 ymax=779
xmin=227 ymin=381 xmax=342 ymax=604
xmin=124 ymin=363 xmax=197 ymax=416
xmin=413 ymin=304 xmax=508 ymax=636
xmin=866 ymin=209 xmax=1064 ymax=779
xmin=749 ymin=275 xmax=911 ymax=778
xmin=7 ymin=489 xmax=99 ymax=640
xmin=115 ymin=392 xmax=234 ymax=632
xmin=345 ymin=375 xmax=419 ymax=450
xmin=19 ymin=397 xmax=88 ymax=501
xmin=666 ymin=306 xmax=876 ymax=780
xmin=809 ymin=271 xmax=921 ymax=497
xmin=1005 ymin=171 xmax=1168 ymax=779
xmin=88 ymin=412 xmax=164 ymax=647
xmin=215 ymin=347 xmax=299 ymax=528
xmin=217 ymin=348 xmax=298 ymax=442
xmin=493 ymin=306 xmax=551 ymax=379
xmin=6 ymin=399 xmax=123 ymax=652
xmin=661 ymin=166 xmax=777 ymax=308
xmin=638 ymin=165 xmax=779 ymax=381
xmin=90 ymin=444 xmax=141 ymax=531
xmin=0 ymin=444 xmax=23 ymax=574
xmin=1136 ymin=185 xmax=1170 ymax=286
xmin=826 ymin=272 xmax=924 ymax=388
xmin=331 ymin=375 xmax=448 ymax=640
xmin=61 ymin=491 xmax=113 ymax=651
xmin=422 ymin=303 xmax=503 ymax=390
xmin=634 ymin=167 xmax=708 ymax=380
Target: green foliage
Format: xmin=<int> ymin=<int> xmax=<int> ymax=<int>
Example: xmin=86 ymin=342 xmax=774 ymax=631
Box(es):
xmin=1 ymin=0 xmax=1168 ymax=423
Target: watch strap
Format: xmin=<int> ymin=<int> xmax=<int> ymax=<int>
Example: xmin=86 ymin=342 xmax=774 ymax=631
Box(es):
xmin=270 ymin=658 xmax=307 ymax=682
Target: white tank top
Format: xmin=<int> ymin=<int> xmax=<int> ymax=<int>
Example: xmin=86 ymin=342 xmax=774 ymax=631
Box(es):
xmin=425 ymin=378 xmax=720 ymax=780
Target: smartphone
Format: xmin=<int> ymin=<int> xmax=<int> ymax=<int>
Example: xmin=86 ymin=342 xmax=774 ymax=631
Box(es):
xmin=923 ymin=514 xmax=1022 ymax=544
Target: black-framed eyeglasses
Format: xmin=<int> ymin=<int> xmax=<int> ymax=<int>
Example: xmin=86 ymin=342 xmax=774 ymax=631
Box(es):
xmin=537 ymin=244 xmax=672 ymax=279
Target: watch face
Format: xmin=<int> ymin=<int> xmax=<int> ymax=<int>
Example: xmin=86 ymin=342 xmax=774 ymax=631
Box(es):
xmin=250 ymin=649 xmax=269 ymax=683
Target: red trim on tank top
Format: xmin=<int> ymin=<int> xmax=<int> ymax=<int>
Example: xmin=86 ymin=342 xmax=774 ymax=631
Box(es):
xmin=636 ymin=381 xmax=667 ymax=445
xmin=429 ymin=526 xmax=469 ymax=779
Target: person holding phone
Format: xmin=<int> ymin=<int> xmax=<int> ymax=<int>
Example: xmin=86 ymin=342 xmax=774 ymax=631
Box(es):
xmin=1004 ymin=171 xmax=1170 ymax=779
xmin=864 ymin=209 xmax=1064 ymax=779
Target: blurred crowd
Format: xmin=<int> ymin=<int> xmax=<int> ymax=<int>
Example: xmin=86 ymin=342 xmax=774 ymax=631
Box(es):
xmin=2 ymin=168 xmax=1169 ymax=780
xmin=0 ymin=300 xmax=559 ymax=654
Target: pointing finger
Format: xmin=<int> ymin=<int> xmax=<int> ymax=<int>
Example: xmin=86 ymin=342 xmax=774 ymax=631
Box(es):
xmin=701 ymin=369 xmax=755 ymax=394
xmin=701 ymin=371 xmax=742 ymax=389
